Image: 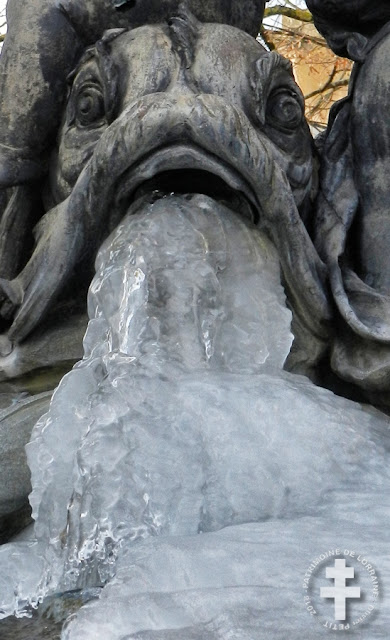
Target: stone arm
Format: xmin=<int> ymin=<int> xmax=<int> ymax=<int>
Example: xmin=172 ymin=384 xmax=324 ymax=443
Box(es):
xmin=312 ymin=30 xmax=390 ymax=398
xmin=0 ymin=0 xmax=84 ymax=185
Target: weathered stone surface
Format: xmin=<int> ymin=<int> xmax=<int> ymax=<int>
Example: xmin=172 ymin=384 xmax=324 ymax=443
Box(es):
xmin=0 ymin=311 xmax=85 ymax=383
xmin=306 ymin=0 xmax=390 ymax=59
xmin=0 ymin=308 xmax=85 ymax=537
xmin=0 ymin=391 xmax=52 ymax=540
xmin=107 ymin=0 xmax=266 ymax=36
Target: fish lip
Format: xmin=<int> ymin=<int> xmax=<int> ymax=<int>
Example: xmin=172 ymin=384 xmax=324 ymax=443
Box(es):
xmin=114 ymin=144 xmax=261 ymax=223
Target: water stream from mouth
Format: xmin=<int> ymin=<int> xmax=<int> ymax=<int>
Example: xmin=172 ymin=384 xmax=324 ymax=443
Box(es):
xmin=28 ymin=193 xmax=294 ymax=592
xmin=0 ymin=194 xmax=389 ymax=638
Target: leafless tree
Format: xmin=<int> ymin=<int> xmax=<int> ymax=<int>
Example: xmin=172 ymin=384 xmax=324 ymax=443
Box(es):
xmin=262 ymin=1 xmax=352 ymax=130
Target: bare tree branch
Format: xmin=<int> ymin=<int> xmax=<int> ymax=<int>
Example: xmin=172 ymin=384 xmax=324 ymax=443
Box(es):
xmin=264 ymin=5 xmax=313 ymax=23
xmin=264 ymin=1 xmax=352 ymax=129
xmin=269 ymin=25 xmax=327 ymax=48
xmin=305 ymin=78 xmax=349 ymax=99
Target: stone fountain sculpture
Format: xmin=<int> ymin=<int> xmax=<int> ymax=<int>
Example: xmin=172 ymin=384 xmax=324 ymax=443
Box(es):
xmin=0 ymin=1 xmax=389 ymax=638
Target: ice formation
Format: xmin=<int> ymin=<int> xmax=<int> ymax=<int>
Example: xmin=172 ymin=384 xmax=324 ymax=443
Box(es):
xmin=0 ymin=195 xmax=390 ymax=637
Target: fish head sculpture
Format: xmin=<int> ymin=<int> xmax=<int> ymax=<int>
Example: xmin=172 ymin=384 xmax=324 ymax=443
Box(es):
xmin=0 ymin=9 xmax=331 ymax=373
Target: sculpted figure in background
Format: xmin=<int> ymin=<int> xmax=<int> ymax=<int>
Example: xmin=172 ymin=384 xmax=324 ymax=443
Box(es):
xmin=307 ymin=0 xmax=390 ymax=405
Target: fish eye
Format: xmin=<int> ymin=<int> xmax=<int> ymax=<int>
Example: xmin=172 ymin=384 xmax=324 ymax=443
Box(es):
xmin=75 ymin=85 xmax=106 ymax=128
xmin=266 ymin=89 xmax=303 ymax=132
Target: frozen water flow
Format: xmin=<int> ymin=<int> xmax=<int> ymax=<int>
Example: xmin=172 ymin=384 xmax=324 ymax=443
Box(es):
xmin=27 ymin=195 xmax=295 ymax=591
xmin=0 ymin=195 xmax=389 ymax=638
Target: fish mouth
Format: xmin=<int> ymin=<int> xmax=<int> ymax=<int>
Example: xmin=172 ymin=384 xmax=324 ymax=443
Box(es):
xmin=114 ymin=144 xmax=260 ymax=223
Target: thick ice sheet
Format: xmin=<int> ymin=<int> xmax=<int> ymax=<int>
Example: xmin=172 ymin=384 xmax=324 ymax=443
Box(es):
xmin=62 ymin=510 xmax=390 ymax=640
